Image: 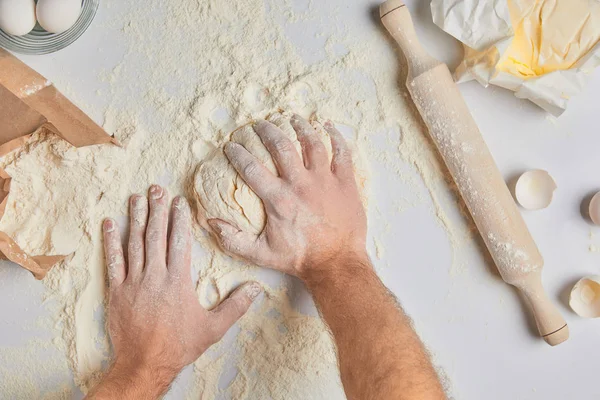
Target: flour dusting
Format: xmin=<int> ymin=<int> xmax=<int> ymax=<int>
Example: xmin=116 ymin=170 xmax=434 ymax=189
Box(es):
xmin=0 ymin=0 xmax=471 ymax=397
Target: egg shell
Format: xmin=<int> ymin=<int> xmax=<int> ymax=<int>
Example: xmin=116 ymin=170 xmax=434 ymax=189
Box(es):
xmin=0 ymin=0 xmax=37 ymax=36
xmin=36 ymin=0 xmax=82 ymax=34
xmin=589 ymin=192 xmax=600 ymax=225
xmin=569 ymin=276 xmax=600 ymax=318
xmin=514 ymin=169 xmax=557 ymax=210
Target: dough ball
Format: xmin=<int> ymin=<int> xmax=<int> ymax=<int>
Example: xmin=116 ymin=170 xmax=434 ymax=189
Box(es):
xmin=192 ymin=112 xmax=333 ymax=235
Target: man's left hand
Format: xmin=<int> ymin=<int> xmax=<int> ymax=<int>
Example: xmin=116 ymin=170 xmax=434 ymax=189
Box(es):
xmin=87 ymin=185 xmax=262 ymax=399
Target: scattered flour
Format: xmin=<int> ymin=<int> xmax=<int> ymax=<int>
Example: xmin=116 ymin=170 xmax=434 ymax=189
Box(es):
xmin=0 ymin=0 xmax=473 ymax=397
xmin=589 ymin=230 xmax=600 ymax=253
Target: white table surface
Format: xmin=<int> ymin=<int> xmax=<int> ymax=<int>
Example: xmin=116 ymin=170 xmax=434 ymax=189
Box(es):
xmin=2 ymin=0 xmax=600 ymax=399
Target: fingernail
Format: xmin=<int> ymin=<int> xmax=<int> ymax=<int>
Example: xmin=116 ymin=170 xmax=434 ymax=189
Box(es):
xmin=224 ymin=142 xmax=236 ymax=152
xmin=208 ymin=219 xmax=223 ymax=235
xmin=253 ymin=119 xmax=269 ymax=130
xmin=174 ymin=196 xmax=190 ymax=212
xmin=290 ymin=114 xmax=301 ymax=123
xmin=131 ymin=194 xmax=142 ymax=207
xmin=132 ymin=195 xmax=145 ymax=209
xmin=224 ymin=142 xmax=243 ymax=158
xmin=149 ymin=185 xmax=164 ymax=199
xmin=324 ymin=120 xmax=333 ymax=129
xmin=103 ymin=219 xmax=115 ymax=232
xmin=208 ymin=219 xmax=237 ymax=236
xmin=245 ymin=282 xmax=262 ymax=300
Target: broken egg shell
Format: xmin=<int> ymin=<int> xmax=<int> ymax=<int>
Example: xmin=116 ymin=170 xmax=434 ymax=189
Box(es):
xmin=569 ymin=276 xmax=600 ymax=318
xmin=514 ymin=170 xmax=557 ymax=210
xmin=589 ymin=192 xmax=600 ymax=226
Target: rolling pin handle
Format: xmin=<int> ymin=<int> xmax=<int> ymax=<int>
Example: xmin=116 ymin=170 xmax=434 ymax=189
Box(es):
xmin=518 ymin=272 xmax=569 ymax=346
xmin=380 ymin=0 xmax=443 ymax=79
xmin=380 ymin=0 xmax=406 ymax=18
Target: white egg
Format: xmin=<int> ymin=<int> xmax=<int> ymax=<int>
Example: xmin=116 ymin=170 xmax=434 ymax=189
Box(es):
xmin=0 ymin=0 xmax=36 ymax=36
xmin=569 ymin=276 xmax=600 ymax=318
xmin=36 ymin=0 xmax=82 ymax=34
xmin=589 ymin=192 xmax=600 ymax=225
xmin=514 ymin=169 xmax=557 ymax=210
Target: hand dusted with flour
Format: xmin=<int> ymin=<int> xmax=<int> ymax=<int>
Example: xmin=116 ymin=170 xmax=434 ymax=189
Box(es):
xmin=193 ymin=112 xmax=332 ymax=235
xmin=87 ymin=186 xmax=261 ymax=399
xmin=205 ymin=115 xmax=446 ymax=400
xmin=208 ymin=115 xmax=365 ymax=277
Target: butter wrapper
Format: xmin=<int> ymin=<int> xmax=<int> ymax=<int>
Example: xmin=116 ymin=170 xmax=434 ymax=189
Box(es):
xmin=431 ymin=0 xmax=600 ymax=116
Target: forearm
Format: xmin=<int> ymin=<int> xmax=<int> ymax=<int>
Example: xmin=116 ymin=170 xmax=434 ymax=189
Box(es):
xmin=304 ymin=253 xmax=446 ymax=400
xmin=85 ymin=359 xmax=178 ymax=400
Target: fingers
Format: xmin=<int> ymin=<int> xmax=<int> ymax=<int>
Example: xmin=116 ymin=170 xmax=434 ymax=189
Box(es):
xmin=323 ymin=121 xmax=354 ymax=181
xmin=253 ymin=120 xmax=303 ymax=179
xmin=167 ymin=196 xmax=192 ymax=277
xmin=103 ymin=219 xmax=126 ymax=289
xmin=207 ymin=218 xmax=257 ymax=257
xmin=224 ymin=142 xmax=281 ymax=200
xmin=128 ymin=194 xmax=148 ymax=279
xmin=209 ymin=282 xmax=262 ymax=339
xmin=145 ymin=185 xmax=170 ymax=272
xmin=290 ymin=114 xmax=329 ymax=170
xmin=207 ymin=219 xmax=270 ymax=265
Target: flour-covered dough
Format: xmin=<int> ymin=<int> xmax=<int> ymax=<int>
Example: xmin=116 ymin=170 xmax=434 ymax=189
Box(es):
xmin=192 ymin=112 xmax=333 ymax=235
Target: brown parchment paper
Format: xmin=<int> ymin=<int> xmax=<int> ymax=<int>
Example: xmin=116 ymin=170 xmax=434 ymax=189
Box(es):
xmin=0 ymin=167 xmax=62 ymax=279
xmin=0 ymin=49 xmax=119 ymax=155
xmin=0 ymin=49 xmax=117 ymax=279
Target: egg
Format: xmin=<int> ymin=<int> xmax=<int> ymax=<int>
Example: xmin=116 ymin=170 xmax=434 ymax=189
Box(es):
xmin=36 ymin=0 xmax=82 ymax=34
xmin=514 ymin=169 xmax=557 ymax=210
xmin=0 ymin=0 xmax=37 ymax=36
xmin=569 ymin=276 xmax=600 ymax=318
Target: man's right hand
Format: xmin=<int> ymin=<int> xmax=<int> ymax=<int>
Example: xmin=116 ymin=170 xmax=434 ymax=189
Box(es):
xmin=208 ymin=114 xmax=368 ymax=280
xmin=210 ymin=114 xmax=446 ymax=400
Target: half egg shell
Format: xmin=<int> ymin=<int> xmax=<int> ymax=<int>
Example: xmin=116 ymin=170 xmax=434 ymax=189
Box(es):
xmin=569 ymin=276 xmax=600 ymax=318
xmin=589 ymin=192 xmax=600 ymax=225
xmin=514 ymin=170 xmax=557 ymax=210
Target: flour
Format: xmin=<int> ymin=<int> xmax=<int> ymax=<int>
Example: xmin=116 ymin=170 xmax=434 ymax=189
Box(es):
xmin=0 ymin=337 xmax=73 ymax=399
xmin=228 ymin=287 xmax=343 ymax=400
xmin=0 ymin=0 xmax=470 ymax=396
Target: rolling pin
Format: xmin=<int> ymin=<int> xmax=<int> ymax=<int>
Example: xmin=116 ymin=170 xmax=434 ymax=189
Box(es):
xmin=380 ymin=0 xmax=568 ymax=346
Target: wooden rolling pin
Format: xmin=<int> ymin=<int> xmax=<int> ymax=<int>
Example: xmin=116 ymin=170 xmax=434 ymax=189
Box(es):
xmin=380 ymin=0 xmax=568 ymax=346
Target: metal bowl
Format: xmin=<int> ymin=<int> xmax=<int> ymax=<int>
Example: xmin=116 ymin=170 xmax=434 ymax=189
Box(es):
xmin=0 ymin=0 xmax=99 ymax=55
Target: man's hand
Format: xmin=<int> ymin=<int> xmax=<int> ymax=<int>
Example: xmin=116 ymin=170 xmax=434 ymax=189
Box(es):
xmin=87 ymin=186 xmax=262 ymax=399
xmin=209 ymin=115 xmax=367 ymax=279
xmin=210 ymin=116 xmax=446 ymax=400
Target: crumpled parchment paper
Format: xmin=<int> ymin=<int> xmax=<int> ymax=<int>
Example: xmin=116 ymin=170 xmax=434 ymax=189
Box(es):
xmin=431 ymin=0 xmax=600 ymax=116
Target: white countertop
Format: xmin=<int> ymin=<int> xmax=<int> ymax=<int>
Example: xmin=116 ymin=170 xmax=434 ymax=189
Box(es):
xmin=1 ymin=0 xmax=600 ymax=399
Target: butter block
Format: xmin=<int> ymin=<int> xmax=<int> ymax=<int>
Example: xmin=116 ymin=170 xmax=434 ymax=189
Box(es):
xmin=432 ymin=0 xmax=600 ymax=115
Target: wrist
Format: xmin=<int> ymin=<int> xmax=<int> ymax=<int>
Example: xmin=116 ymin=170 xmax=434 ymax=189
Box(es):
xmin=112 ymin=356 xmax=180 ymax=383
xmin=301 ymin=248 xmax=371 ymax=287
xmin=87 ymin=357 xmax=180 ymax=399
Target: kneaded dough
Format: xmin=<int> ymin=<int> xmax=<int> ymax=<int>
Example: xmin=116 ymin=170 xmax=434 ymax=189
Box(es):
xmin=192 ymin=112 xmax=333 ymax=235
